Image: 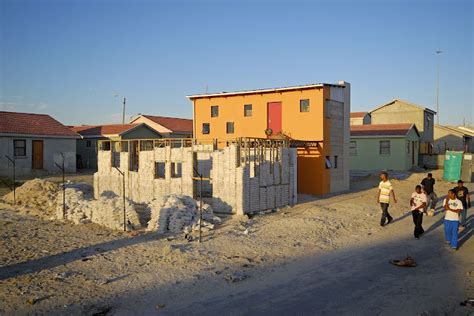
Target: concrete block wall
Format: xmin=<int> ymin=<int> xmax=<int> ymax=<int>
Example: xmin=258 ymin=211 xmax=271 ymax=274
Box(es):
xmin=94 ymin=142 xmax=297 ymax=215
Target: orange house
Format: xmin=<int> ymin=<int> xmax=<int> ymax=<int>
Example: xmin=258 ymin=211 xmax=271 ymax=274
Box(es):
xmin=187 ymin=81 xmax=351 ymax=195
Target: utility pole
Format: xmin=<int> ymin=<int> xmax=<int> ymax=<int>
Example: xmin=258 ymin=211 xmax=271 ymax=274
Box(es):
xmin=436 ymin=50 xmax=442 ymax=125
xmin=122 ymin=97 xmax=127 ymax=125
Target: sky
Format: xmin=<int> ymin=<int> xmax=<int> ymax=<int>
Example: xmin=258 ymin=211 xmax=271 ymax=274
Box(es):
xmin=0 ymin=0 xmax=472 ymax=126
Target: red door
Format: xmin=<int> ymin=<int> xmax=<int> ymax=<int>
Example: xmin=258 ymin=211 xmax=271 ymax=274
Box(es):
xmin=267 ymin=102 xmax=282 ymax=136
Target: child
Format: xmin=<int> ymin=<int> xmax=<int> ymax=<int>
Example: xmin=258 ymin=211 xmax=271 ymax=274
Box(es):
xmin=443 ymin=189 xmax=464 ymax=250
xmin=410 ymin=185 xmax=427 ymax=239
xmin=377 ymin=171 xmax=397 ymax=227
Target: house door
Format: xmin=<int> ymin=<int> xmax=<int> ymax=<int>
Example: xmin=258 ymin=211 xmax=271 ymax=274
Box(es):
xmin=411 ymin=141 xmax=416 ymax=165
xmin=32 ymin=140 xmax=44 ymax=169
xmin=267 ymin=102 xmax=282 ymax=136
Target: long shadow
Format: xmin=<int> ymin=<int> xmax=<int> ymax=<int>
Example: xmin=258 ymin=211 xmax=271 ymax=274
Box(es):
xmin=389 ymin=211 xmax=412 ymax=224
xmin=458 ymin=214 xmax=473 ymax=249
xmin=0 ymin=232 xmax=164 ymax=281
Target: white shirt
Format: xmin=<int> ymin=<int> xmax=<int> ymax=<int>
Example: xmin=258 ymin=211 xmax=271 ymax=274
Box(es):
xmin=443 ymin=198 xmax=463 ymax=221
xmin=378 ymin=180 xmax=393 ymax=204
xmin=411 ymin=192 xmax=427 ymax=211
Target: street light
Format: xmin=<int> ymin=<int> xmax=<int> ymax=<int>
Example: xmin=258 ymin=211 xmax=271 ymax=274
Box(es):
xmin=436 ymin=50 xmax=443 ymax=125
xmin=114 ymin=93 xmax=127 ymax=124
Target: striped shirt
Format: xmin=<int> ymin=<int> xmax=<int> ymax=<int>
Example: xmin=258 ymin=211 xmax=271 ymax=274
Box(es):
xmin=378 ymin=180 xmax=393 ymax=204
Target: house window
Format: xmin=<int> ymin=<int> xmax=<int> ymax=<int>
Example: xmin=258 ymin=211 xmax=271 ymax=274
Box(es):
xmin=202 ymin=123 xmax=210 ymax=134
xmin=300 ymin=99 xmax=310 ymax=112
xmin=13 ymin=140 xmax=26 ymax=157
xmin=171 ymin=162 xmax=182 ymax=178
xmin=100 ymin=141 xmax=111 ymax=151
xmin=406 ymin=140 xmax=410 ymax=153
xmin=350 ymin=141 xmax=357 ymax=156
xmin=86 ymin=140 xmax=92 ymax=148
xmin=380 ymin=140 xmax=391 ymax=155
xmin=140 ymin=140 xmax=154 ymax=151
xmin=155 ymin=162 xmax=166 ymax=179
xmin=334 ymin=156 xmax=338 ymax=169
xmin=211 ymin=106 xmax=219 ymax=117
xmin=226 ymin=122 xmax=234 ymax=134
xmin=244 ymin=104 xmax=252 ymax=117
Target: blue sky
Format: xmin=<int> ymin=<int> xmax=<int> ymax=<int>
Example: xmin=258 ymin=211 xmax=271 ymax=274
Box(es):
xmin=0 ymin=0 xmax=472 ymax=126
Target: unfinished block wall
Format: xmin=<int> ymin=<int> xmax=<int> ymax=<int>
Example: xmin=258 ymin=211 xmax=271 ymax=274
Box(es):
xmin=94 ymin=141 xmax=297 ymax=215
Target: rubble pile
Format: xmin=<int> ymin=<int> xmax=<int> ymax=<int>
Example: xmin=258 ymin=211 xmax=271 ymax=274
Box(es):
xmin=147 ymin=194 xmax=218 ymax=233
xmin=56 ymin=184 xmax=141 ymax=231
xmin=2 ymin=179 xmax=60 ymax=218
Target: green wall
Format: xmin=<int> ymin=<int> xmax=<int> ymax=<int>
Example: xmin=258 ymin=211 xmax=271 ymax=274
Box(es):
xmin=350 ymin=130 xmax=419 ymax=171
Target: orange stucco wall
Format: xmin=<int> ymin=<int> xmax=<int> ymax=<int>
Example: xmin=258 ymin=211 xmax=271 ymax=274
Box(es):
xmin=192 ymin=86 xmax=332 ymax=195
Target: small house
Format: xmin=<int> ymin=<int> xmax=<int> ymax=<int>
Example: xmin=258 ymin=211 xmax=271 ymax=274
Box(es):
xmin=0 ymin=111 xmax=79 ymax=176
xmin=71 ymin=123 xmax=162 ymax=170
xmin=434 ymin=125 xmax=473 ymax=153
xmin=350 ymin=123 xmax=420 ymax=171
xmin=350 ymin=112 xmax=371 ymax=125
xmin=130 ymin=115 xmax=193 ymax=138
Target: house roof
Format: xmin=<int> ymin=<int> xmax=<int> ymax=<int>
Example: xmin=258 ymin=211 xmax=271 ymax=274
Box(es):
xmin=369 ymin=99 xmax=437 ymax=115
xmin=436 ymin=125 xmax=473 ymax=138
xmin=71 ymin=124 xmax=140 ymax=137
xmin=186 ymin=82 xmax=346 ymax=100
xmin=350 ymin=112 xmax=368 ymax=118
xmin=0 ymin=111 xmax=79 ymax=138
xmin=351 ymin=123 xmax=419 ymax=137
xmin=133 ymin=115 xmax=193 ymax=133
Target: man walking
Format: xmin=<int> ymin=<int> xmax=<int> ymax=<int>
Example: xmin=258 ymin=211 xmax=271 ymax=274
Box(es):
xmin=421 ymin=173 xmax=437 ymax=216
xmin=410 ymin=185 xmax=427 ymax=239
xmin=377 ymin=171 xmax=397 ymax=226
xmin=443 ymin=189 xmax=464 ymax=251
xmin=452 ymin=180 xmax=471 ymax=227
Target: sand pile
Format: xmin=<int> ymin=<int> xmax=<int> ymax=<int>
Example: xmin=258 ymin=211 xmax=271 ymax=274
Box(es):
xmin=56 ymin=184 xmax=141 ymax=231
xmin=2 ymin=179 xmax=60 ymax=217
xmin=147 ymin=194 xmax=217 ymax=233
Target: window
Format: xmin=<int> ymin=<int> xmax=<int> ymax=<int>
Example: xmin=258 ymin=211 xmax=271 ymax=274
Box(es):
xmin=350 ymin=141 xmax=357 ymax=156
xmin=111 ymin=141 xmax=120 ymax=168
xmin=86 ymin=140 xmax=92 ymax=148
xmin=406 ymin=140 xmax=410 ymax=153
xmin=155 ymin=162 xmax=166 ymax=179
xmin=13 ymin=140 xmax=26 ymax=157
xmin=129 ymin=141 xmax=139 ymax=171
xmin=334 ymin=156 xmax=338 ymax=169
xmin=325 ymin=156 xmax=332 ymax=169
xmin=171 ymin=162 xmax=182 ymax=178
xmin=211 ymin=106 xmax=219 ymax=117
xmin=244 ymin=104 xmax=252 ymax=117
xmin=300 ymin=99 xmax=310 ymax=112
xmin=380 ymin=140 xmax=391 ymax=155
xmin=202 ymin=123 xmax=210 ymax=134
xmin=100 ymin=141 xmax=111 ymax=151
xmin=140 ymin=140 xmax=154 ymax=151
xmin=226 ymin=122 xmax=234 ymax=134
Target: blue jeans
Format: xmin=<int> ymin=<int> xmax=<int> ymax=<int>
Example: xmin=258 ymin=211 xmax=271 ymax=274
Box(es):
xmin=444 ymin=220 xmax=459 ymax=249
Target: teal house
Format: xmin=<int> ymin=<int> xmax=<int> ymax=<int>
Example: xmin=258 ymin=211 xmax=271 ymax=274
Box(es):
xmin=350 ymin=123 xmax=420 ymax=171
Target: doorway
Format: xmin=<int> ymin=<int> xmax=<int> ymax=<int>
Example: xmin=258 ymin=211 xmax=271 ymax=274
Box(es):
xmin=267 ymin=102 xmax=282 ymax=136
xmin=32 ymin=140 xmax=44 ymax=169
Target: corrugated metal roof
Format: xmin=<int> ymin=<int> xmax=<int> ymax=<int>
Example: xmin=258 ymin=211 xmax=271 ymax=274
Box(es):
xmin=186 ymin=82 xmax=345 ymax=99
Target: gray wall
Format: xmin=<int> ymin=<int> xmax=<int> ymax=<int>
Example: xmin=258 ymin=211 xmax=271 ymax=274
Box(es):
xmin=0 ymin=136 xmax=76 ymax=177
xmin=76 ymin=139 xmax=98 ymax=170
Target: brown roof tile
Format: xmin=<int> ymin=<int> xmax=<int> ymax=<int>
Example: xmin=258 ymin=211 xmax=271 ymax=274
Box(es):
xmin=350 ymin=112 xmax=368 ymax=118
xmin=142 ymin=115 xmax=192 ymax=133
xmin=70 ymin=124 xmax=138 ymax=136
xmin=351 ymin=123 xmax=416 ymax=137
xmin=0 ymin=111 xmax=79 ymax=137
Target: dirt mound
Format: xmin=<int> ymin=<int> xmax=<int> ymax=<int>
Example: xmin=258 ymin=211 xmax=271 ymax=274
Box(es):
xmin=2 ymin=179 xmax=60 ymax=218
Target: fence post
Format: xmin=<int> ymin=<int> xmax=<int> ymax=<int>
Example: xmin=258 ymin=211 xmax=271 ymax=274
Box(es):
xmin=54 ymin=153 xmax=66 ymax=219
xmin=4 ymin=155 xmax=15 ymax=205
xmin=114 ymin=167 xmax=127 ymax=231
